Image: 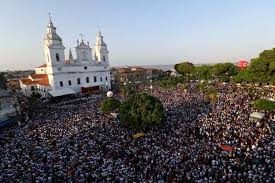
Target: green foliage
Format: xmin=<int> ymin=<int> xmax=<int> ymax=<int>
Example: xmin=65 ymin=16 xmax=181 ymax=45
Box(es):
xmin=197 ymin=82 xmax=206 ymax=93
xmin=253 ymin=99 xmax=275 ymax=111
xmin=194 ymin=65 xmax=212 ymax=80
xmin=249 ymin=58 xmax=270 ymax=82
xmin=119 ymin=93 xmax=165 ymax=130
xmin=233 ymin=69 xmax=251 ymax=83
xmin=211 ymin=63 xmax=238 ymax=78
xmin=207 ymin=87 xmax=218 ymax=112
xmin=120 ymin=84 xmax=135 ymax=96
xmin=100 ymin=98 xmax=121 ymax=113
xmin=174 ymin=62 xmax=194 ymax=76
xmin=234 ymin=48 xmax=275 ymax=84
xmin=180 ymin=83 xmax=188 ymax=91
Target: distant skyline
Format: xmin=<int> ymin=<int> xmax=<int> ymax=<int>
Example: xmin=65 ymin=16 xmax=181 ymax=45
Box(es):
xmin=1 ymin=0 xmax=275 ymax=70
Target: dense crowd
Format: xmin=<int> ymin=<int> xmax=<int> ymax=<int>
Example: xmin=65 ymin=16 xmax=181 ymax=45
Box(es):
xmin=0 ymin=84 xmax=274 ymax=182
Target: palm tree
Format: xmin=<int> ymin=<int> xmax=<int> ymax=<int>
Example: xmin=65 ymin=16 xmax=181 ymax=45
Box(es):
xmin=198 ymin=82 xmax=206 ymax=93
xmin=207 ymin=87 xmax=218 ymax=113
xmin=207 ymin=86 xmax=218 ymax=147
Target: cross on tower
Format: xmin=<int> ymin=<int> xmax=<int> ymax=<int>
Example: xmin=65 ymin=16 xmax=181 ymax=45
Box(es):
xmin=98 ymin=25 xmax=101 ymax=34
xmin=48 ymin=12 xmax=52 ymax=23
xmin=80 ymin=33 xmax=84 ymax=42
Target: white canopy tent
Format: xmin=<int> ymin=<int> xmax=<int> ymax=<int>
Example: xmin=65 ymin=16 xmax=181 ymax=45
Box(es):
xmin=249 ymin=112 xmax=265 ymax=120
xmin=48 ymin=88 xmax=76 ymax=97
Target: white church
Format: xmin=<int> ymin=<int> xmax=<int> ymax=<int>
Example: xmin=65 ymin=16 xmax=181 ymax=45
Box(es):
xmin=20 ymin=18 xmax=111 ymax=97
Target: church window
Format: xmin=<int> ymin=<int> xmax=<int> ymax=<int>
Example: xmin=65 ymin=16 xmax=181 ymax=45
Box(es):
xmin=77 ymin=78 xmax=81 ymax=85
xmin=86 ymin=77 xmax=90 ymax=83
xmin=60 ymin=81 xmax=63 ymax=87
xmin=84 ymin=66 xmax=88 ymax=70
xmin=103 ymin=55 xmax=106 ymax=62
xmin=56 ymin=53 xmax=60 ymax=62
xmin=94 ymin=76 xmax=97 ymax=82
xmin=68 ymin=80 xmax=72 ymax=86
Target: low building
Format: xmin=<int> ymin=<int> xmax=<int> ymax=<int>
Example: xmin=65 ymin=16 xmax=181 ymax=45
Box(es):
xmin=0 ymin=90 xmax=19 ymax=127
xmin=20 ymin=74 xmax=51 ymax=97
xmin=112 ymin=66 xmax=163 ymax=84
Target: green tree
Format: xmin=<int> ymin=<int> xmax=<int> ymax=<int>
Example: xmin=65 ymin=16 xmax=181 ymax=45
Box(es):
xmin=207 ymin=87 xmax=218 ymax=113
xmin=120 ymin=84 xmax=135 ymax=97
xmin=253 ymin=99 xmax=275 ymax=111
xmin=249 ymin=58 xmax=270 ymax=82
xmin=211 ymin=63 xmax=238 ymax=79
xmin=100 ymin=98 xmax=121 ymax=113
xmin=197 ymin=82 xmax=206 ymax=93
xmin=194 ymin=65 xmax=212 ymax=80
xmin=174 ymin=62 xmax=194 ymax=76
xmin=119 ymin=93 xmax=165 ymax=130
xmin=233 ymin=69 xmax=251 ymax=83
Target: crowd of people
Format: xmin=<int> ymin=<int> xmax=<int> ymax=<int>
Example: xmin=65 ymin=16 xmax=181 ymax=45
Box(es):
xmin=0 ymin=83 xmax=274 ymax=182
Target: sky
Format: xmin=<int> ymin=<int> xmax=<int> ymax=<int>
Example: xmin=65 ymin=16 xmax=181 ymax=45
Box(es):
xmin=1 ymin=0 xmax=275 ymax=70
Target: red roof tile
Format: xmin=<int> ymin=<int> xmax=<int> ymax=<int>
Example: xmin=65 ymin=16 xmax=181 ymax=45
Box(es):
xmin=30 ymin=74 xmax=48 ymax=79
xmin=21 ymin=75 xmax=49 ymax=86
xmin=36 ymin=64 xmax=47 ymax=68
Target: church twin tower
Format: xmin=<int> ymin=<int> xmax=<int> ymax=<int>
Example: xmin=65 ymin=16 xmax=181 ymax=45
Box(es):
xmin=44 ymin=17 xmax=109 ymax=67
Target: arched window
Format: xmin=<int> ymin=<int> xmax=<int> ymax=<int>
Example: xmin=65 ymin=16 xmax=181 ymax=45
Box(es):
xmin=105 ymin=76 xmax=108 ymax=81
xmin=60 ymin=81 xmax=63 ymax=87
xmin=103 ymin=55 xmax=106 ymax=62
xmin=31 ymin=86 xmax=35 ymax=91
xmin=100 ymin=77 xmax=103 ymax=82
xmin=94 ymin=76 xmax=97 ymax=82
xmin=77 ymin=78 xmax=81 ymax=85
xmin=56 ymin=53 xmax=60 ymax=62
xmin=86 ymin=77 xmax=90 ymax=83
xmin=68 ymin=80 xmax=72 ymax=86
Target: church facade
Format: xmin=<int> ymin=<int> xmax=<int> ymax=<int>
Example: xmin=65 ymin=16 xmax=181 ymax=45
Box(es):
xmin=20 ymin=18 xmax=111 ymax=97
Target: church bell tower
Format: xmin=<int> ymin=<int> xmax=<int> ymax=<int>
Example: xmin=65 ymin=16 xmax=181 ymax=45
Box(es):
xmin=43 ymin=15 xmax=65 ymax=67
xmin=94 ymin=31 xmax=109 ymax=66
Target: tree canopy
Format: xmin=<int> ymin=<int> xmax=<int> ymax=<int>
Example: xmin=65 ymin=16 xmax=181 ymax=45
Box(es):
xmin=252 ymin=99 xmax=275 ymax=111
xmin=194 ymin=65 xmax=212 ymax=80
xmin=211 ymin=63 xmax=238 ymax=78
xmin=174 ymin=62 xmax=194 ymax=76
xmin=100 ymin=98 xmax=121 ymax=113
xmin=119 ymin=93 xmax=165 ymax=130
xmin=234 ymin=48 xmax=275 ymax=84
